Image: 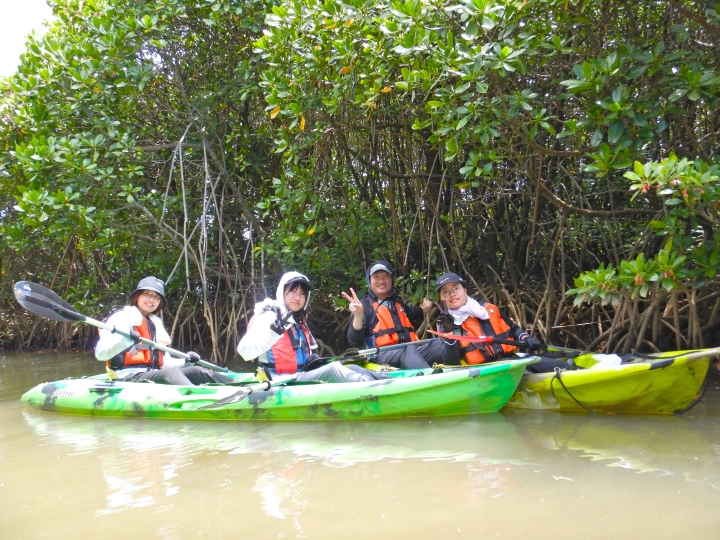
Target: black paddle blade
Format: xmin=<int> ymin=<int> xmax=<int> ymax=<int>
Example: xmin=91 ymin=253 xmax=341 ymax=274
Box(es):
xmin=197 ymin=379 xmax=274 ymax=410
xmin=198 ymin=388 xmax=251 ymax=410
xmin=13 ymin=281 xmax=85 ymax=323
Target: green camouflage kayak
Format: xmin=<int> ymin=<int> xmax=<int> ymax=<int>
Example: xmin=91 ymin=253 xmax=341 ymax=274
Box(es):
xmin=20 ymin=358 xmax=536 ymax=420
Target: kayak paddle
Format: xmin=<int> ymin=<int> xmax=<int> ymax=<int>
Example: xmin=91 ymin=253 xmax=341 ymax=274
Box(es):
xmin=13 ymin=281 xmax=229 ymax=373
xmin=428 ymin=329 xmax=602 ymax=356
xmin=427 ymin=329 xmax=542 ymax=349
xmin=302 ymin=338 xmax=440 ymax=370
xmin=348 ymin=337 xmax=438 ymax=358
xmin=198 ymin=373 xmax=301 ymax=409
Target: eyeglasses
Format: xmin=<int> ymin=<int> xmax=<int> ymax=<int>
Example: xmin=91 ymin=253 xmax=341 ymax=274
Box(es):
xmin=140 ymin=291 xmax=162 ymax=300
xmin=439 ymin=285 xmax=464 ymax=299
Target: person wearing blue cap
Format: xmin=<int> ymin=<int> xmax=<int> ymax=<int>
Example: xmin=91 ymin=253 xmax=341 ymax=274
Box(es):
xmin=341 ymin=260 xmax=458 ymax=368
xmin=95 ymin=276 xmax=235 ymax=385
xmin=433 ymin=272 xmax=543 ymax=364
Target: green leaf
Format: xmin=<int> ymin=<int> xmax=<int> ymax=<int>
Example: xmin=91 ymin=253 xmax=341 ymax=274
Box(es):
xmin=607 ymin=122 xmax=624 ymax=144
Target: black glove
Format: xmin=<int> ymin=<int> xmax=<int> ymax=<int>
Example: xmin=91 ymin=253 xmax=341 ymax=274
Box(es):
xmin=303 ymin=353 xmax=326 ymax=372
xmin=129 ymin=329 xmax=141 ymax=342
xmin=269 ymin=307 xmax=293 ymax=335
xmin=187 ymin=351 xmax=202 ymax=364
xmin=524 ymin=336 xmax=544 ymax=350
xmin=434 ymin=301 xmax=455 ymax=332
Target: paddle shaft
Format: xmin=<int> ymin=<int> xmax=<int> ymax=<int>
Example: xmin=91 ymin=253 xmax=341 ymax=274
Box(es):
xmin=355 ymin=338 xmax=437 ymax=357
xmin=82 ymin=313 xmax=228 ymax=372
xmin=307 ymin=338 xmax=439 ymax=369
xmin=428 ymin=329 xmax=550 ymax=351
xmin=444 ymin=334 xmax=591 ymax=356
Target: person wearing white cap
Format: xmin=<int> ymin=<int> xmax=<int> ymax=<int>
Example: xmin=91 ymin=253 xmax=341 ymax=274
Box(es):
xmin=238 ymin=272 xmax=389 ymax=383
xmin=95 ymin=276 xmax=235 ymax=385
xmin=341 ymin=260 xmax=457 ymax=369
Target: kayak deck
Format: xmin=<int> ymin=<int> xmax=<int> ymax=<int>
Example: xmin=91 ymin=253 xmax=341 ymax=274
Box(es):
xmin=504 ymin=348 xmax=717 ymax=414
xmin=20 ymin=358 xmax=536 ymax=420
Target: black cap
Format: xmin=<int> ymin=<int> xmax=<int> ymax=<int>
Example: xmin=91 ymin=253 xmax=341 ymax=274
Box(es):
xmin=435 ymin=272 xmax=465 ymax=291
xmin=285 ymin=273 xmax=313 ymax=290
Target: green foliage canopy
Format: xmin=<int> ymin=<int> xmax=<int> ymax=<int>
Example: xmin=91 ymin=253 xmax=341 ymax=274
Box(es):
xmin=2 ymin=0 xmax=720 ymax=354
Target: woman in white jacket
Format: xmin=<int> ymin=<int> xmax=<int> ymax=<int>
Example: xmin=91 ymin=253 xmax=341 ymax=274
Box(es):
xmin=237 ymin=272 xmax=387 ymax=383
xmin=95 ymin=276 xmax=234 ymax=385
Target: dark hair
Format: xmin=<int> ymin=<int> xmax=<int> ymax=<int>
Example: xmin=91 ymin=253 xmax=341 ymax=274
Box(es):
xmin=130 ymin=290 xmax=164 ymax=315
xmin=285 ymin=280 xmax=310 ymax=297
xmin=284 ymin=281 xmax=309 ymax=322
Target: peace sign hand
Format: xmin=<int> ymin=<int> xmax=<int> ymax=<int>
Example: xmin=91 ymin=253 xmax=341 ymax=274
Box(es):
xmin=341 ymin=288 xmax=364 ymax=316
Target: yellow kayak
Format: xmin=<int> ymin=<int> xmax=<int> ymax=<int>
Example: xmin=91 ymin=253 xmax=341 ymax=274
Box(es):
xmin=504 ymin=348 xmax=718 ymax=415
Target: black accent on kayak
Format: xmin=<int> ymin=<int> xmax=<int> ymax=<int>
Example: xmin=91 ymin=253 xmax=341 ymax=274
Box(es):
xmin=539 ymin=351 xmax=582 ymax=359
xmin=198 ymin=386 xmax=262 ymax=410
xmin=89 ymin=387 xmax=123 ymax=395
xmin=550 ymin=368 xmax=596 ymax=414
xmin=629 ymin=351 xmax=700 ymax=362
xmin=674 ymin=370 xmax=711 ymax=415
xmin=198 ymin=375 xmax=301 ymax=410
xmin=648 ymin=359 xmax=675 ymax=370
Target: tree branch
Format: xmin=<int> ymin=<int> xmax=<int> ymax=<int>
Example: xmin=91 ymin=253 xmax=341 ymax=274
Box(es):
xmin=532 ymin=178 xmax=657 ymax=217
xmin=665 ymin=0 xmax=720 ymax=36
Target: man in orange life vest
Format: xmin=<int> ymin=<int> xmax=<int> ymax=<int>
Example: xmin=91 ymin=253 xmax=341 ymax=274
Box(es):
xmin=342 ymin=260 xmax=458 ymax=369
xmin=433 ymin=272 xmax=543 ymax=364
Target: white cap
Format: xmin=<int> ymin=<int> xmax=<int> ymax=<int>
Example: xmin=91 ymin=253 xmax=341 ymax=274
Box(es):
xmin=368 ymin=262 xmax=392 ymax=276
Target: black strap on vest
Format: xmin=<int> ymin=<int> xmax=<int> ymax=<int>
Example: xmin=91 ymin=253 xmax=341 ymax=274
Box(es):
xmin=145 ymin=318 xmax=160 ymax=369
xmin=370 ymin=298 xmax=414 ymax=343
xmin=264 ymin=322 xmax=311 ymax=371
xmin=459 ymin=319 xmax=512 ymax=361
xmin=109 ymin=316 xmax=160 ymax=370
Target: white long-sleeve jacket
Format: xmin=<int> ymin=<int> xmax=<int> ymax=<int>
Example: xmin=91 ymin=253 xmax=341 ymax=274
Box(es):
xmin=95 ymin=306 xmax=184 ymax=368
xmin=236 ymin=272 xmax=316 ymax=362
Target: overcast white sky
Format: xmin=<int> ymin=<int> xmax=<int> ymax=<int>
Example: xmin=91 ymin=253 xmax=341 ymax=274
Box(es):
xmin=0 ymin=0 xmax=54 ymax=77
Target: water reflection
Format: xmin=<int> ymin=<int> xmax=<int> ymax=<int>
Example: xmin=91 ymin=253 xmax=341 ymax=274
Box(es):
xmin=5 ymin=353 xmax=720 ymax=538
xmin=21 ymin=403 xmax=720 ymax=524
xmin=504 ymin=409 xmax=720 ymax=489
xmin=22 ymin=412 xmax=533 ymax=518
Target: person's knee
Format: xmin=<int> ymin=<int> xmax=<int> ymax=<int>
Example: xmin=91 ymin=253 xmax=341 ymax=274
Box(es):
xmin=180 ymin=366 xmax=233 ymax=385
xmin=153 ymin=368 xmax=193 ymax=385
xmin=400 ymin=347 xmax=431 ymax=369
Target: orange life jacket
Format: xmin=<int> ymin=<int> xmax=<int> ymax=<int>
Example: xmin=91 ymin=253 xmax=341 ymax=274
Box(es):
xmin=457 ymin=303 xmax=516 ymax=364
xmin=370 ymin=299 xmax=418 ymax=347
xmin=107 ymin=316 xmax=164 ymax=370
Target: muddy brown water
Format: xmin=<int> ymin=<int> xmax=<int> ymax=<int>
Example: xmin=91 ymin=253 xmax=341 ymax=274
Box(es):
xmin=1 ymin=351 xmax=719 ymax=539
